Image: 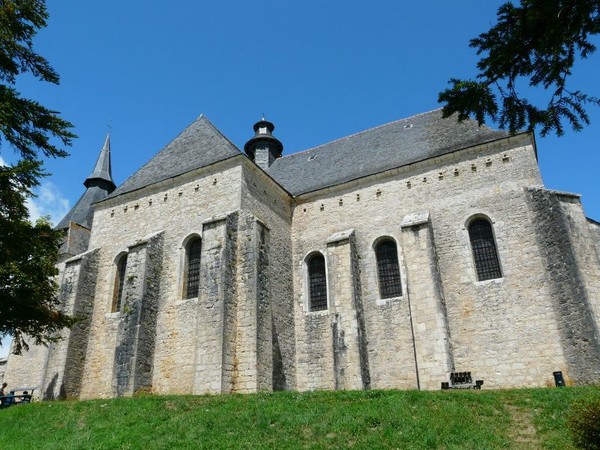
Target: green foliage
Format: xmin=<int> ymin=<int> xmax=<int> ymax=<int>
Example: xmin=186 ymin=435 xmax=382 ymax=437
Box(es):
xmin=439 ymin=0 xmax=600 ymax=136
xmin=568 ymin=396 xmax=600 ymax=449
xmin=0 ymin=0 xmax=75 ymax=353
xmin=0 ymin=0 xmax=75 ymax=159
xmin=0 ymin=387 xmax=597 ymax=449
xmin=0 ymin=161 xmax=76 ymax=353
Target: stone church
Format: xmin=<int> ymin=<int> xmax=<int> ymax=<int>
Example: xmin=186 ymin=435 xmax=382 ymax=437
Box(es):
xmin=5 ymin=109 xmax=600 ymax=399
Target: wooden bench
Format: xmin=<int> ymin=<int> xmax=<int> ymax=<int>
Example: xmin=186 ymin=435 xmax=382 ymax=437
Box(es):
xmin=0 ymin=387 xmax=36 ymax=408
xmin=441 ymin=372 xmax=484 ymax=390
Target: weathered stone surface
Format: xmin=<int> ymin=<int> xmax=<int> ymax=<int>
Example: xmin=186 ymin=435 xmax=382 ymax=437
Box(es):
xmin=526 ymin=188 xmax=600 ymax=384
xmin=5 ymin=119 xmax=600 ymax=399
xmin=44 ymin=248 xmax=100 ymax=400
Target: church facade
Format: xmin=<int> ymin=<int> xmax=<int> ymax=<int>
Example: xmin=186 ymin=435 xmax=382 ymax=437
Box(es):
xmin=5 ymin=109 xmax=600 ymax=399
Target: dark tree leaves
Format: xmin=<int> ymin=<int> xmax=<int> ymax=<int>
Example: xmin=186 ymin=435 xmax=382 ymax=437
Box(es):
xmin=439 ymin=0 xmax=600 ymax=136
xmin=0 ymin=1 xmax=76 ymax=353
xmin=0 ymin=161 xmax=76 ymax=354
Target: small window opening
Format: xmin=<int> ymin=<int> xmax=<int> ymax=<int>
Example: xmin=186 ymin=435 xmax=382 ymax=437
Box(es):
xmin=469 ymin=219 xmax=502 ymax=281
xmin=183 ymin=237 xmax=202 ymax=299
xmin=375 ymin=240 xmax=403 ymax=298
xmin=112 ymin=254 xmax=128 ymax=312
xmin=308 ymin=253 xmax=327 ymax=311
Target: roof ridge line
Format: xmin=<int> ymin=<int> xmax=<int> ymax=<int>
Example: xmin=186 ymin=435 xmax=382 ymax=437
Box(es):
xmin=199 ymin=115 xmax=242 ymax=153
xmin=278 ymin=108 xmax=444 ymax=159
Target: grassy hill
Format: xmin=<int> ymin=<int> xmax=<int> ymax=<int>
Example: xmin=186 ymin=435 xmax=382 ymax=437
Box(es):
xmin=0 ymin=386 xmax=598 ymax=449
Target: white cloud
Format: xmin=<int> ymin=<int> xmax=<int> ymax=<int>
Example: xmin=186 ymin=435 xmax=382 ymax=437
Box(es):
xmin=1 ymin=157 xmax=70 ymax=226
xmin=25 ymin=182 xmax=71 ymax=226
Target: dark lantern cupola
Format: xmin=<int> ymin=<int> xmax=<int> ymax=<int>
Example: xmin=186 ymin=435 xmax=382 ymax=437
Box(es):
xmin=244 ymin=117 xmax=283 ymax=170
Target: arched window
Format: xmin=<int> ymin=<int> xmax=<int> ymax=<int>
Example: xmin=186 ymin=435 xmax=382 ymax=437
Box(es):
xmin=375 ymin=239 xmax=402 ymax=298
xmin=112 ymin=254 xmax=128 ymax=312
xmin=184 ymin=237 xmax=202 ymax=299
xmin=307 ymin=253 xmax=327 ymax=312
xmin=468 ymin=219 xmax=502 ymax=281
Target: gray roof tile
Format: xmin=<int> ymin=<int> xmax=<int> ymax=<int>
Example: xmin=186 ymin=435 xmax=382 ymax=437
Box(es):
xmin=56 ymin=185 xmax=112 ymax=229
xmin=57 ymin=136 xmax=116 ymax=229
xmin=107 ymin=115 xmax=241 ymax=199
xmin=84 ymin=134 xmax=115 ymax=190
xmin=266 ymin=109 xmax=513 ymax=196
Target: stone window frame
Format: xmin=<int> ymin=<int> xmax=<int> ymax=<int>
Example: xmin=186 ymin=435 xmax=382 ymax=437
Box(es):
xmin=178 ymin=233 xmax=202 ymax=300
xmin=110 ymin=251 xmax=128 ymax=313
xmin=303 ymin=250 xmax=330 ymax=314
xmin=465 ymin=214 xmax=503 ymax=282
xmin=373 ymin=236 xmax=404 ymax=301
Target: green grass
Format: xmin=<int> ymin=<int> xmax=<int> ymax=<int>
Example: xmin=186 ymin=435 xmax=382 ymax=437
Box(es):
xmin=0 ymin=386 xmax=598 ymax=449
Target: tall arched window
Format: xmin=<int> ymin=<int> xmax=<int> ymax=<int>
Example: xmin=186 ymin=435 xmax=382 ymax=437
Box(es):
xmin=307 ymin=253 xmax=327 ymax=312
xmin=375 ymin=239 xmax=403 ymax=298
xmin=468 ymin=219 xmax=502 ymax=281
xmin=184 ymin=237 xmax=202 ymax=299
xmin=112 ymin=254 xmax=128 ymax=312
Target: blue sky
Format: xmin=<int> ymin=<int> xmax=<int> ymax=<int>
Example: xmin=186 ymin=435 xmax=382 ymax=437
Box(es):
xmin=1 ymin=1 xmax=599 ymax=357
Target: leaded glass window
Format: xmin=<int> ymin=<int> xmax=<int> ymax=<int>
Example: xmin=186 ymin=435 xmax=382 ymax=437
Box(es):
xmin=308 ymin=253 xmax=327 ymax=311
xmin=184 ymin=237 xmax=202 ymax=299
xmin=469 ymin=219 xmax=502 ymax=281
xmin=112 ymin=254 xmax=128 ymax=312
xmin=376 ymin=239 xmax=402 ymax=298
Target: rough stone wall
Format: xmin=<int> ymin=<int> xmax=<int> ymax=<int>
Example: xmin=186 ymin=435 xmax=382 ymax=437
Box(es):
xmin=113 ymin=231 xmax=163 ymax=396
xmin=254 ymin=147 xmax=275 ymax=171
xmin=3 ymin=260 xmax=68 ymax=394
xmin=399 ymin=213 xmax=453 ymax=390
xmin=326 ymin=230 xmax=370 ymax=390
xmin=10 ymin=132 xmax=600 ymax=399
xmin=58 ymin=222 xmax=91 ymax=263
xmin=589 ymin=220 xmax=600 ymax=260
xmin=2 ymin=342 xmax=48 ymax=394
xmin=291 ymin=136 xmax=578 ymax=390
xmin=192 ymin=207 xmax=277 ymax=394
xmin=43 ymin=248 xmax=99 ymax=400
xmin=240 ymin=165 xmax=296 ymax=390
xmin=79 ymin=161 xmax=244 ymax=398
xmin=526 ymin=188 xmax=600 ymax=384
xmin=232 ymin=214 xmax=272 ymax=393
xmin=192 ymin=215 xmax=233 ymax=394
xmin=0 ymin=359 xmax=5 ymax=384
xmin=76 ymin=157 xmax=294 ymax=399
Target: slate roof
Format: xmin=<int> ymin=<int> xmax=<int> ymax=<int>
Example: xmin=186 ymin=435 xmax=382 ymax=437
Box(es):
xmin=56 ymin=185 xmax=113 ymax=229
xmin=84 ymin=134 xmax=115 ymax=190
xmin=100 ymin=109 xmax=515 ymax=203
xmin=266 ymin=109 xmax=513 ymax=196
xmin=107 ymin=115 xmax=241 ymax=199
xmin=56 ymin=135 xmax=115 ymax=229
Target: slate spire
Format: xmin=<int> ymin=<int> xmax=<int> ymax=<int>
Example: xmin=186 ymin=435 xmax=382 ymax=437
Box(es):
xmin=55 ymin=134 xmax=117 ymax=229
xmin=84 ymin=134 xmax=116 ymax=191
xmin=244 ymin=117 xmax=283 ymax=170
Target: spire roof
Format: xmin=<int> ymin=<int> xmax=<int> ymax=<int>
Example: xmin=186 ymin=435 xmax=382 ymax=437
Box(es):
xmin=84 ymin=134 xmax=115 ymax=190
xmin=56 ymin=135 xmax=116 ymax=229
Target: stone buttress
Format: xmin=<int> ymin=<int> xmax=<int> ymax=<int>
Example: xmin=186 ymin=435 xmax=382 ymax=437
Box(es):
xmin=400 ymin=212 xmax=453 ymax=389
xmin=113 ymin=231 xmax=164 ymax=396
xmin=193 ymin=211 xmax=274 ymax=394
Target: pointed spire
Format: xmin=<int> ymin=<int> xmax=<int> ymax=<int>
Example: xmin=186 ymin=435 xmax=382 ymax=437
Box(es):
xmin=56 ymin=134 xmax=117 ymax=230
xmin=84 ymin=134 xmax=115 ymax=191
